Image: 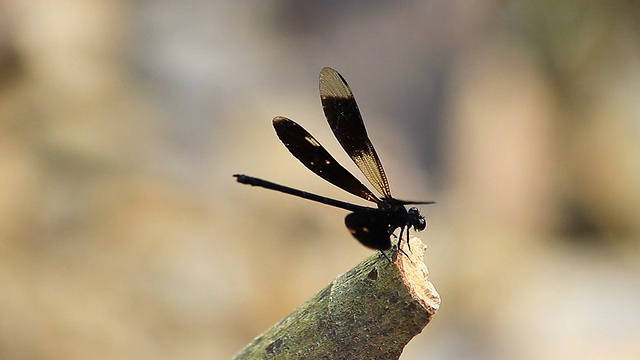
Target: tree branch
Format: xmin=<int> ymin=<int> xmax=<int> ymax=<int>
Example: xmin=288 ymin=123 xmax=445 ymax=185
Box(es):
xmin=233 ymin=236 xmax=440 ymax=360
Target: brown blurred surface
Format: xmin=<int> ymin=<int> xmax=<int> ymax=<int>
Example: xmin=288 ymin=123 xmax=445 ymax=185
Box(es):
xmin=1 ymin=1 xmax=639 ymax=359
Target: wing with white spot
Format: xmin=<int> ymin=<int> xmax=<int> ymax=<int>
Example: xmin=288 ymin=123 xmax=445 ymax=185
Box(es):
xmin=272 ymin=116 xmax=379 ymax=203
xmin=345 ymin=210 xmax=392 ymax=250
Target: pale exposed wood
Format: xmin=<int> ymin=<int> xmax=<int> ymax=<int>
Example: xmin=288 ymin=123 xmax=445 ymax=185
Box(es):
xmin=233 ymin=236 xmax=440 ymax=360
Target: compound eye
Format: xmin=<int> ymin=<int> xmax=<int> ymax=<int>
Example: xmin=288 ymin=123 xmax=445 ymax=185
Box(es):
xmin=408 ymin=207 xmax=427 ymax=231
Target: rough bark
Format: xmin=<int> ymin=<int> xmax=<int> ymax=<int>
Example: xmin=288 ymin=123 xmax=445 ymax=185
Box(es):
xmin=233 ymin=236 xmax=440 ymax=360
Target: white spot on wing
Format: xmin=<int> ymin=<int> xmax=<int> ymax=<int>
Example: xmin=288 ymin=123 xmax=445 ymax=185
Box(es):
xmin=305 ymin=136 xmax=321 ymax=147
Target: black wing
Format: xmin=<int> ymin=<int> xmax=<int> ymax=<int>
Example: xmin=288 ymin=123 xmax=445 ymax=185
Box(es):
xmin=273 ymin=116 xmax=380 ymax=204
xmin=319 ymin=67 xmax=392 ymax=198
xmin=345 ymin=210 xmax=393 ymax=250
xmin=384 ymin=198 xmax=436 ymax=206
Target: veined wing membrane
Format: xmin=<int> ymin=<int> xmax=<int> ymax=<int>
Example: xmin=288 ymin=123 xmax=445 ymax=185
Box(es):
xmin=319 ymin=67 xmax=392 ymax=198
xmin=272 ymin=116 xmax=380 ymax=204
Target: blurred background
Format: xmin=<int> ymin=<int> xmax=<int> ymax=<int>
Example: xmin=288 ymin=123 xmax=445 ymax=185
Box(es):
xmin=1 ymin=1 xmax=639 ymax=359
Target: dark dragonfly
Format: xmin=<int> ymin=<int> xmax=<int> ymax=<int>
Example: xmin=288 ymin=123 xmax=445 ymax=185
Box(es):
xmin=234 ymin=67 xmax=434 ymax=253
